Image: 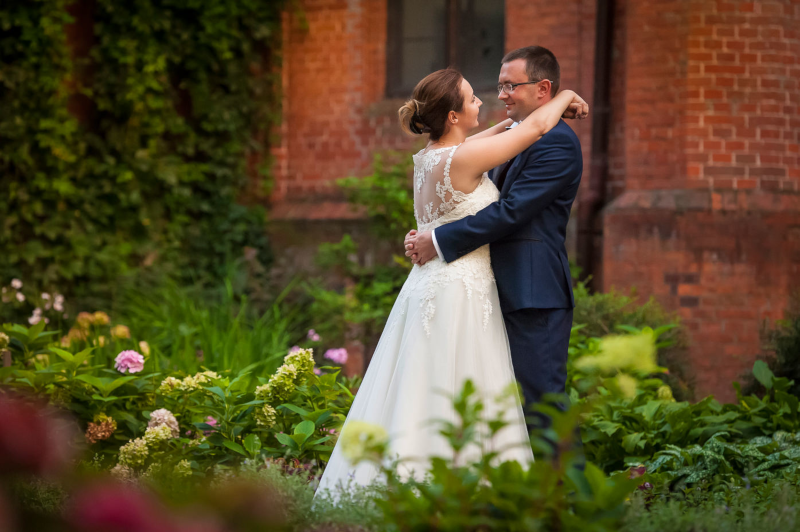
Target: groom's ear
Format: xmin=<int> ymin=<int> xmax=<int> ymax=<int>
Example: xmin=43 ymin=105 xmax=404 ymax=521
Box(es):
xmin=539 ymin=79 xmax=553 ymax=98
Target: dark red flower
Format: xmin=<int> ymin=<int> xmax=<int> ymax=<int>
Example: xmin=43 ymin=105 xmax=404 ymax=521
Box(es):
xmin=0 ymin=393 xmax=77 ymax=477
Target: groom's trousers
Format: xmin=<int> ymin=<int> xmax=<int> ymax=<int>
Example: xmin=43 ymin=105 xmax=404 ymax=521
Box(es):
xmin=504 ymin=307 xmax=582 ymax=460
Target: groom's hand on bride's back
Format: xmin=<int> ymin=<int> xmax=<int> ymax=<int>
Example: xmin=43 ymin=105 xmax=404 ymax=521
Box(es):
xmin=403 ymin=230 xmax=436 ymax=266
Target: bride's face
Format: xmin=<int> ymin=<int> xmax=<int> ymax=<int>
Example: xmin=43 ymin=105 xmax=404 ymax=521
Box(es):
xmin=454 ymin=78 xmax=482 ymax=130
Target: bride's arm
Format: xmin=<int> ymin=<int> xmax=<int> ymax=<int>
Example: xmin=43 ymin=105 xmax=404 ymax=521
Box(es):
xmin=451 ymin=91 xmax=587 ymax=176
xmin=464 ymin=118 xmax=514 ymax=142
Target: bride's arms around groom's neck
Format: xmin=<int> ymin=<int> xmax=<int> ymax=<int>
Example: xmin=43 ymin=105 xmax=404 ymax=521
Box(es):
xmin=464 ymin=118 xmax=514 ymax=142
xmin=449 ymin=90 xmax=587 ymax=178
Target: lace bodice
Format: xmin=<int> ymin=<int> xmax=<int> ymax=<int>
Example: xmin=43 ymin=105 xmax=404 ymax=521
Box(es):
xmin=413 ymin=144 xmax=499 ymax=233
xmin=389 ymin=144 xmax=501 ymax=336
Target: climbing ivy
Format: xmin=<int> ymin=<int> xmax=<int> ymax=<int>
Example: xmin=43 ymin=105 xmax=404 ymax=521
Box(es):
xmin=0 ymin=0 xmax=288 ymax=304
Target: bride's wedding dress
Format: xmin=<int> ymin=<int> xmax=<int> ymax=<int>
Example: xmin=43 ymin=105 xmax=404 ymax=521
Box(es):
xmin=315 ymin=144 xmax=533 ymax=496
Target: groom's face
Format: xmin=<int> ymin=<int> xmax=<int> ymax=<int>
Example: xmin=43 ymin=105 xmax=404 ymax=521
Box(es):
xmin=498 ymin=59 xmax=548 ymax=123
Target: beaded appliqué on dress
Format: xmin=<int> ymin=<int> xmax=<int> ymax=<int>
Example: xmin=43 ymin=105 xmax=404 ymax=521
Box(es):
xmin=396 ymin=144 xmax=500 ymax=337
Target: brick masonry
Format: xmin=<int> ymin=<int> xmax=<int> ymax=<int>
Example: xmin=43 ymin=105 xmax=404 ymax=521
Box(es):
xmin=603 ymin=0 xmax=800 ymax=401
xmin=271 ymin=0 xmax=800 ymax=400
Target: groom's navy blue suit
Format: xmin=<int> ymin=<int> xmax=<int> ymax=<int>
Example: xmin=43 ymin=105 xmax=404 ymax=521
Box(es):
xmin=435 ymin=119 xmax=582 ymax=432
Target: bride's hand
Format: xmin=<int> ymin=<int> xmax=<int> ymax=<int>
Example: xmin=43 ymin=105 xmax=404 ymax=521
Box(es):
xmin=561 ymin=93 xmax=589 ymax=120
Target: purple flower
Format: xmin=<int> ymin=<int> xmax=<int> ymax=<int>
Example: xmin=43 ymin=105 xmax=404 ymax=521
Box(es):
xmin=313 ymin=367 xmax=322 ymax=375
xmin=307 ymin=329 xmax=321 ymax=342
xmin=323 ymin=348 xmax=348 ymax=365
xmin=289 ymin=345 xmax=301 ymax=353
xmin=114 ymin=350 xmax=144 ymax=374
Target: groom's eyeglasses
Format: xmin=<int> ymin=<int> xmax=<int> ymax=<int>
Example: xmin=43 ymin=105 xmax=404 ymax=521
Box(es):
xmin=497 ymin=79 xmax=550 ymax=94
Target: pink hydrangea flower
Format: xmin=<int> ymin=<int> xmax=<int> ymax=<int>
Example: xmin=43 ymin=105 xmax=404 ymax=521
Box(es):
xmin=323 ymin=348 xmax=348 ymax=365
xmin=203 ymin=416 xmax=218 ymax=436
xmin=307 ymin=329 xmax=321 ymax=342
xmin=313 ymin=367 xmax=322 ymax=375
xmin=289 ymin=345 xmax=301 ymax=353
xmin=114 ymin=350 xmax=144 ymax=374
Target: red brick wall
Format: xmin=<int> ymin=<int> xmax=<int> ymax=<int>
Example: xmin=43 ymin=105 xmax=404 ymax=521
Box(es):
xmin=272 ymin=0 xmax=800 ymax=400
xmin=603 ymin=0 xmax=800 ymax=401
xmin=271 ymin=0 xmax=596 ymax=219
xmin=506 ymin=0 xmax=597 ymax=221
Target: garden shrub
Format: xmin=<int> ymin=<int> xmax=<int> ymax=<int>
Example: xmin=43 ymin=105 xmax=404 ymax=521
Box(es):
xmin=1 ymin=0 xmax=286 ymax=306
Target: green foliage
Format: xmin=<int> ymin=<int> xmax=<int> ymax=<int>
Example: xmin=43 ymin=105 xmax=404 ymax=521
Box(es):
xmin=746 ymin=307 xmax=800 ymax=397
xmin=582 ymin=362 xmax=800 ymax=473
xmin=115 ymin=275 xmax=308 ymax=377
xmin=622 ymin=481 xmax=800 ymax=532
xmin=0 ymin=322 xmax=355 ymax=473
xmin=647 ymin=431 xmax=800 ymax=492
xmin=0 ymin=0 xmax=285 ymax=301
xmin=307 ymin=152 xmax=414 ymax=346
xmin=572 ymin=278 xmax=692 ymax=399
xmin=367 ymin=379 xmax=641 ymax=532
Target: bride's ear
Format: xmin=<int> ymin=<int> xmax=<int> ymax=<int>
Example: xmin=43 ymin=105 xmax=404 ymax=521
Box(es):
xmin=448 ymin=110 xmax=458 ymax=125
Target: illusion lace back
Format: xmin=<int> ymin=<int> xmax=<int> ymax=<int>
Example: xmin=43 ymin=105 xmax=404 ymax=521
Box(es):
xmin=314 ymin=144 xmax=533 ymax=500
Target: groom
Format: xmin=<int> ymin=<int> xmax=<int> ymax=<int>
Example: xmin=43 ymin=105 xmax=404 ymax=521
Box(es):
xmin=404 ymin=46 xmax=582 ymax=442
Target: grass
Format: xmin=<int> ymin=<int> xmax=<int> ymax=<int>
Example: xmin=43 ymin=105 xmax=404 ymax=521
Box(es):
xmin=115 ymin=274 xmax=310 ymax=378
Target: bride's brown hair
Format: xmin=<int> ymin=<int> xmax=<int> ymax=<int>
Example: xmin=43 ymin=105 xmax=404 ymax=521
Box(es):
xmin=398 ymin=69 xmax=465 ymax=142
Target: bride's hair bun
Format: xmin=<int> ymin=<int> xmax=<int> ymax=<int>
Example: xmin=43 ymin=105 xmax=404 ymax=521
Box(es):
xmin=399 ymin=99 xmax=431 ymax=136
xmin=397 ymin=69 xmax=464 ymax=142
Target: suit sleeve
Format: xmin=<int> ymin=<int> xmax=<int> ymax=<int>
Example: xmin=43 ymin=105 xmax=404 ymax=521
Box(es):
xmin=435 ymin=133 xmax=575 ymax=263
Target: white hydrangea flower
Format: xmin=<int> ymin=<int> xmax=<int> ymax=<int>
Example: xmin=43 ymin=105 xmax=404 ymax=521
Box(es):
xmin=147 ymin=408 xmax=180 ymax=438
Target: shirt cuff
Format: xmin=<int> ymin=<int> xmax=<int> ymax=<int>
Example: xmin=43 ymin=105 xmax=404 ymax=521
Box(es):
xmin=431 ymin=229 xmax=445 ymax=261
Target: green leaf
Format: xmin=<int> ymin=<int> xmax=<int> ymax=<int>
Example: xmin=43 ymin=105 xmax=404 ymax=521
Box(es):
xmin=753 ymin=360 xmax=774 ymax=390
xmin=279 ymin=403 xmax=311 ymax=416
xmin=294 ymin=420 xmax=315 ymax=437
xmin=49 ymin=347 xmax=74 ymax=362
xmin=205 ymin=386 xmax=227 ymax=402
xmin=275 ymin=432 xmax=298 ymax=450
xmin=223 ymin=440 xmax=247 ymax=456
xmin=622 ymin=432 xmax=645 ymax=454
xmin=243 ymin=434 xmax=261 ymax=455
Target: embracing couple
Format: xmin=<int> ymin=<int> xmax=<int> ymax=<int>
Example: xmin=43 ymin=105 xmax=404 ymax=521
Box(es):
xmin=316 ymin=45 xmax=588 ymax=495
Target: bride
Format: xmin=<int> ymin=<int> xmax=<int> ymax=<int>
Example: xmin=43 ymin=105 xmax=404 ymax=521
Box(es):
xmin=314 ymin=68 xmax=587 ymax=495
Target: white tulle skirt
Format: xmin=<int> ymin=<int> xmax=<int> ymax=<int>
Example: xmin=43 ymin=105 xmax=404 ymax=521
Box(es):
xmin=314 ymin=250 xmax=534 ymax=498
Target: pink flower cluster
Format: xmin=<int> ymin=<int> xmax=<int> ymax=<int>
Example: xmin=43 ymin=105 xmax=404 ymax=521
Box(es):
xmin=323 ymin=348 xmax=348 ymax=365
xmin=114 ymin=350 xmax=145 ymax=374
xmin=307 ymin=329 xmax=320 ymax=342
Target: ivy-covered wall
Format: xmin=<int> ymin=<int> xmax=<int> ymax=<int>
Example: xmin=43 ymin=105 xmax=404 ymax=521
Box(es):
xmin=0 ymin=0 xmax=288 ymax=301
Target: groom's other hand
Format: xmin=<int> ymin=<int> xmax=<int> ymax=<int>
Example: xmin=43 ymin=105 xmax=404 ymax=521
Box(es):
xmin=404 ymin=231 xmax=437 ymax=266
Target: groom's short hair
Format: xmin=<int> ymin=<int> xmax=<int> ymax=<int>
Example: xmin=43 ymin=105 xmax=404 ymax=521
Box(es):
xmin=502 ymin=46 xmax=560 ymax=96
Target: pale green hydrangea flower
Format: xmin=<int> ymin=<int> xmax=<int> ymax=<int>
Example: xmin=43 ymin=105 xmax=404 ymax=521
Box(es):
xmin=158 ymin=376 xmax=182 ymax=394
xmin=657 ymin=385 xmax=675 ymax=401
xmin=119 ymin=438 xmax=148 ymax=467
xmin=574 ymin=332 xmax=658 ymax=374
xmin=339 ymin=420 xmax=388 ymax=464
xmin=0 ymin=332 xmax=9 ymax=349
xmin=174 ymin=459 xmax=192 ymax=477
xmin=285 ymin=348 xmax=315 ymax=375
xmin=255 ymin=404 xmax=278 ymax=427
xmin=258 ymin=363 xmax=299 ymax=404
xmin=143 ymin=424 xmax=174 ymax=446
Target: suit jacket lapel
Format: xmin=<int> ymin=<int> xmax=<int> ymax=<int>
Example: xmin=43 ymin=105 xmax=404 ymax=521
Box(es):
xmin=499 ymin=155 xmax=524 ymax=196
